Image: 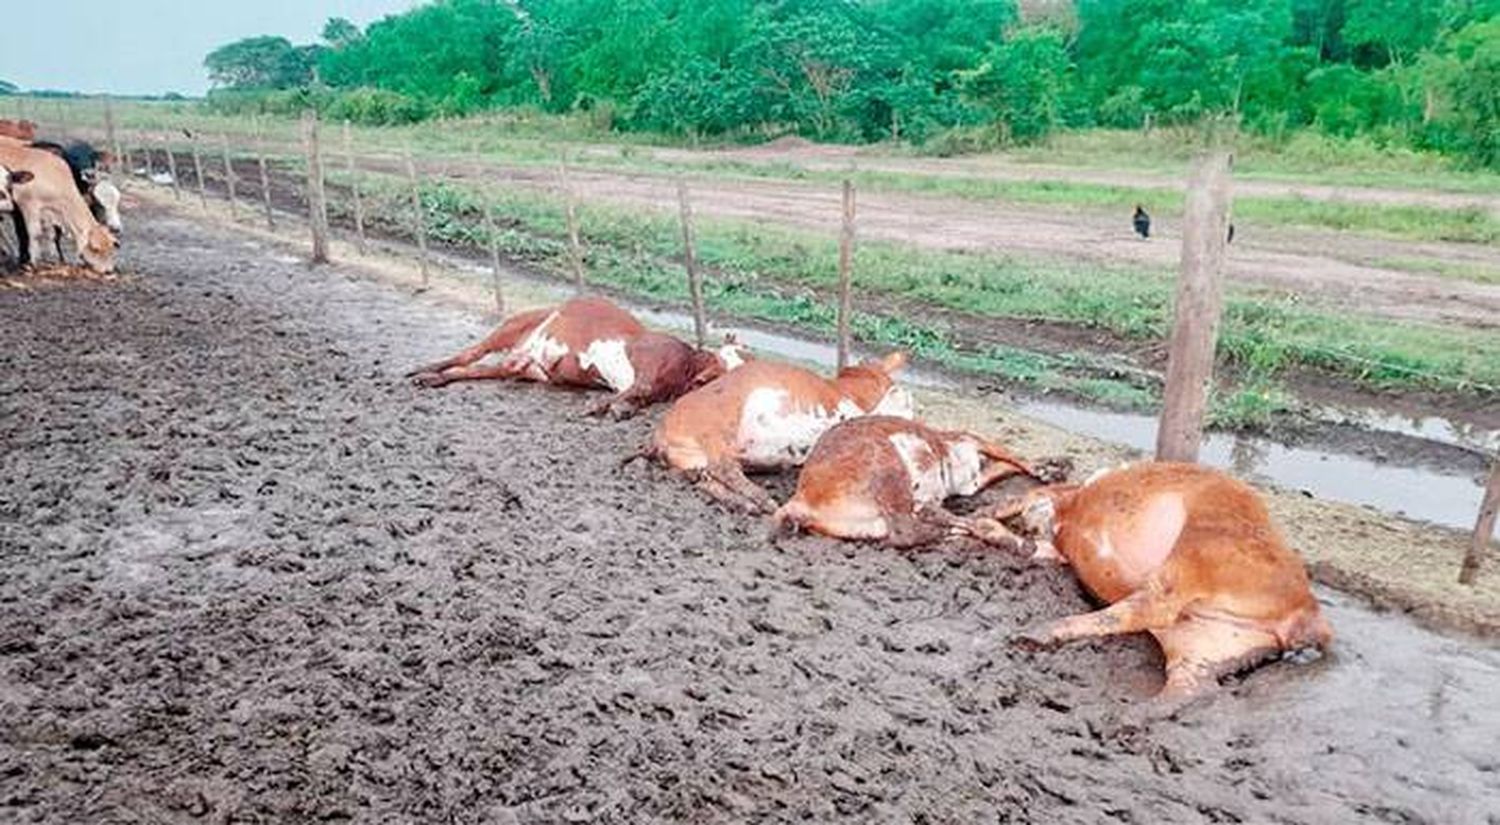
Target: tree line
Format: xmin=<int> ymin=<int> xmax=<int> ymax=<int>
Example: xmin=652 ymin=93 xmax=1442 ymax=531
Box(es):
xmin=202 ymin=0 xmax=1500 ymax=167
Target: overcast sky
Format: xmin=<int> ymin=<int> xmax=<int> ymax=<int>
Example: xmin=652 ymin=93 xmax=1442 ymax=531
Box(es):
xmin=0 ymin=0 xmax=417 ymax=97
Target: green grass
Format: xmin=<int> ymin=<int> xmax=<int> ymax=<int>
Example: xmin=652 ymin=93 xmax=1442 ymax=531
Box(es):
xmin=47 ymin=101 xmax=1499 ymax=247
xmin=327 ymin=164 xmax=1500 ymax=402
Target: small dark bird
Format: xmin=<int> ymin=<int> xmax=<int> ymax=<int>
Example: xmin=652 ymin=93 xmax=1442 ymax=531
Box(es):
xmin=1227 ymin=223 xmax=1236 ymax=243
xmin=1132 ymin=204 xmax=1151 ymax=239
xmin=182 ymin=129 xmax=195 ymax=139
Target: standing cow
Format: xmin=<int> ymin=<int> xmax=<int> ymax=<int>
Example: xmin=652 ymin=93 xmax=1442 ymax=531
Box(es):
xmin=997 ymin=462 xmax=1332 ymax=703
xmin=407 ymin=296 xmax=748 ymax=417
xmin=638 ymin=353 xmax=913 ymax=513
xmin=0 ymin=139 xmax=118 ymax=273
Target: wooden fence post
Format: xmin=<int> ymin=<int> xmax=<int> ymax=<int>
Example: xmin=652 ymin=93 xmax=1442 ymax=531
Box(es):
xmin=473 ymin=147 xmax=504 ymax=314
xmin=163 ymin=137 xmax=182 ymax=200
xmin=220 ymin=133 xmax=239 ymax=220
xmin=256 ymin=126 xmax=275 ymax=229
xmin=103 ymin=98 xmax=120 ymax=176
xmin=1155 ymin=151 xmax=1233 ymax=463
xmin=836 ymin=178 xmax=857 ymax=371
xmin=141 ymin=133 xmax=154 ymax=178
xmin=190 ymin=135 xmax=208 ymax=209
xmin=344 ymin=121 xmax=367 ymax=254
xmin=676 ymin=179 xmax=707 ymax=348
xmin=404 ymin=145 xmax=430 ymax=290
xmin=303 ymin=110 xmax=330 ymax=264
xmin=1460 ymin=459 xmax=1500 ymax=584
xmin=558 ymin=157 xmax=585 ymax=289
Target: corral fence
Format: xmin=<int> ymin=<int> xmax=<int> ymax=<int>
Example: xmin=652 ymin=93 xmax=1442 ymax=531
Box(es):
xmin=15 ymin=98 xmax=1500 ymax=583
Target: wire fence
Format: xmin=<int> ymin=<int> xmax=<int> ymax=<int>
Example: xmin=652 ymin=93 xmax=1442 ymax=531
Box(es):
xmin=10 ymin=98 xmax=1498 ymax=578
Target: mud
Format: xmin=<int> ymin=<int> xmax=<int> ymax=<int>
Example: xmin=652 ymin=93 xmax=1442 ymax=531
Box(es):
xmin=2 ymin=204 xmax=1498 ymax=823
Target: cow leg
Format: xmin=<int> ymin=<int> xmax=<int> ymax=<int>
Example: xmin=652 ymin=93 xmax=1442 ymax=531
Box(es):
xmin=1152 ymin=619 xmax=1286 ymax=702
xmin=52 ymin=226 xmax=68 ymax=265
xmin=584 ymin=385 xmax=651 ymax=419
xmin=405 ymin=307 xmax=552 ymax=377
xmin=414 ymin=357 xmax=543 ymax=388
xmin=10 ymin=211 xmax=29 ymax=266
xmin=962 ymin=516 xmax=1031 ymax=553
xmin=883 ymin=507 xmax=969 ymax=549
xmin=697 ymin=460 xmax=776 ymax=514
xmin=1012 ymin=586 xmax=1187 ymax=651
xmin=988 ymin=483 xmax=1079 ymax=523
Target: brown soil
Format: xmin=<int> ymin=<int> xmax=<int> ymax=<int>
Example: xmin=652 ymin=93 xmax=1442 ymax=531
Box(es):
xmin=3 ymin=199 xmax=1499 ymax=823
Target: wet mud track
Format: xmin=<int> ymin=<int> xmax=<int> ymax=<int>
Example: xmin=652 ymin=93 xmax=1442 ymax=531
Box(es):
xmin=2 ymin=206 xmax=1498 ymax=823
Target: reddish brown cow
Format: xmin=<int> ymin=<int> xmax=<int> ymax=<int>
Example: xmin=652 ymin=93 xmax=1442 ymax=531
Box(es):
xmin=0 ymin=120 xmax=37 ymax=141
xmin=996 ymin=462 xmax=1332 ymax=702
xmin=639 ymin=353 xmax=913 ymax=513
xmin=773 ymin=416 xmax=1047 ymax=548
xmin=407 ymin=296 xmax=748 ymax=416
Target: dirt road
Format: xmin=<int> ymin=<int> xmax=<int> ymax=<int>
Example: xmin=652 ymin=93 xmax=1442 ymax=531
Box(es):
xmin=3 ymin=206 xmax=1497 ymax=823
xmin=435 ymin=159 xmax=1500 ymax=331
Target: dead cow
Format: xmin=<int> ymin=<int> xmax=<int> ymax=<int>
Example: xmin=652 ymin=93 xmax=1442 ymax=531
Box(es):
xmin=0 ymin=139 xmax=118 ymax=273
xmin=773 ymin=416 xmax=1045 ymax=548
xmin=407 ymin=296 xmax=748 ymax=416
xmin=583 ymin=331 xmax=750 ymax=419
xmin=999 ymin=462 xmax=1332 ymax=702
xmin=640 ymin=353 xmax=914 ymax=513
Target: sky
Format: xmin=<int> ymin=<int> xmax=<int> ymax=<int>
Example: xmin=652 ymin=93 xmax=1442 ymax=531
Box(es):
xmin=0 ymin=0 xmax=418 ymax=97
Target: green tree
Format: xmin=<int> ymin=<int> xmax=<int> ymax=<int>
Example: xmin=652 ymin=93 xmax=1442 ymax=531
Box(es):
xmin=204 ymin=36 xmax=315 ymax=89
xmin=962 ymin=25 xmax=1072 ymax=143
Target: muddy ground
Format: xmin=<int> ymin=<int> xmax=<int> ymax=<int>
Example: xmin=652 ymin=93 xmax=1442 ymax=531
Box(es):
xmin=2 ymin=203 xmax=1498 ymax=823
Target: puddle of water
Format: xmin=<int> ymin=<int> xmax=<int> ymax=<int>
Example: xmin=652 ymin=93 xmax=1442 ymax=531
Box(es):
xmin=1017 ymin=398 xmax=1487 ymax=531
xmin=1312 ymin=404 xmax=1500 ymax=454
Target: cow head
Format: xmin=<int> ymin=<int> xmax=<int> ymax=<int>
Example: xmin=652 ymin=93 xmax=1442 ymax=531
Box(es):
xmin=0 ymin=165 xmax=34 ymax=213
xmin=687 ymin=333 xmax=753 ymax=389
xmin=90 ymin=178 xmax=123 ymax=232
xmin=833 ymin=350 xmax=914 ymax=418
xmin=81 ymin=223 xmax=119 ymax=274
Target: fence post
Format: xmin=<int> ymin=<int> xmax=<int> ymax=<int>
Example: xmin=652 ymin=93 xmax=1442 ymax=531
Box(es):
xmin=220 ymin=133 xmax=239 ymax=220
xmin=404 ymin=145 xmax=430 ymax=290
xmin=473 ymin=146 xmax=504 ymax=314
xmin=558 ymin=157 xmax=585 ymax=289
xmin=103 ymin=98 xmax=120 ymax=176
xmin=676 ymin=179 xmax=707 ymax=348
xmin=303 ymin=110 xmax=330 ymax=264
xmin=344 ymin=121 xmax=367 ymax=254
xmin=142 ymin=133 xmax=154 ymax=178
xmin=1460 ymin=459 xmax=1500 ymax=585
xmin=1155 ymin=151 xmax=1233 ymax=463
xmin=836 ymin=179 xmax=857 ymax=371
xmin=163 ymin=136 xmax=182 ymax=200
xmin=190 ymin=135 xmax=208 ymax=209
xmin=256 ymin=126 xmax=275 ymax=229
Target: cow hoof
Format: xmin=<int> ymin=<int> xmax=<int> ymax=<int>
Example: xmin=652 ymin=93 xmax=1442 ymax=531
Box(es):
xmin=1009 ymin=624 xmax=1059 ymax=652
xmin=1033 ymin=457 xmax=1074 ymax=484
xmin=411 ymin=372 xmax=447 ymax=388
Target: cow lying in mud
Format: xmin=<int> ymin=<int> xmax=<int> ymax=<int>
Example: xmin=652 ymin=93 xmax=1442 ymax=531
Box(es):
xmin=636 ymin=353 xmax=914 ymax=513
xmin=772 ymin=416 xmax=1058 ymax=548
xmin=996 ymin=462 xmax=1332 ymax=703
xmin=407 ymin=296 xmax=749 ymax=418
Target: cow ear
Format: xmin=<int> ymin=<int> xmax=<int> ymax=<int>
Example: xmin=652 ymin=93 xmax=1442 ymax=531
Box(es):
xmin=10 ymin=170 xmax=33 ymax=184
xmin=878 ymin=351 xmax=908 ymax=375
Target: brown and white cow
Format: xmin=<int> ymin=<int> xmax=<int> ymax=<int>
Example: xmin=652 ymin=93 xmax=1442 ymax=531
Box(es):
xmin=996 ymin=461 xmax=1332 ymax=702
xmin=0 ymin=139 xmax=118 ymax=273
xmin=638 ymin=353 xmax=914 ymax=513
xmin=407 ymin=296 xmax=748 ymax=416
xmin=772 ymin=416 xmax=1047 ymax=548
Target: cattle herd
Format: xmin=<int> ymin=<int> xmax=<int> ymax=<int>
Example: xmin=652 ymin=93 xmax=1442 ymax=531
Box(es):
xmin=0 ymin=112 xmax=1333 ymax=710
xmin=411 ymin=296 xmax=1334 ymax=710
xmin=0 ymin=118 xmax=121 ymax=273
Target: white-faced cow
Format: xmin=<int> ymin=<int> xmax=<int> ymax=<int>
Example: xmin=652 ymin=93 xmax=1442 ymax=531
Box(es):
xmin=638 ymin=353 xmax=914 ymax=513
xmin=407 ymin=296 xmax=748 ymax=417
xmin=772 ymin=416 xmax=1051 ymax=548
